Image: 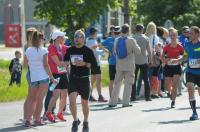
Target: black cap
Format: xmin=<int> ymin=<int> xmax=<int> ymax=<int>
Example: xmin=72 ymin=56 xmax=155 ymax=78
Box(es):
xmin=114 ymin=26 xmax=121 ymax=32
xmin=135 ymin=24 xmax=144 ymax=32
xmin=89 ymin=27 xmax=98 ymax=34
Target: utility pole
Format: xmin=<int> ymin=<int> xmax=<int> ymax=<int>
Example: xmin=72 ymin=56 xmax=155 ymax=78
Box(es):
xmin=20 ymin=0 xmax=26 ymax=52
xmin=123 ymin=0 xmax=129 ymax=24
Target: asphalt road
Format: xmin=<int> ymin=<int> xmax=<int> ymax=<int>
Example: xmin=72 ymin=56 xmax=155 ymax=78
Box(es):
xmin=0 ymin=89 xmax=200 ymax=132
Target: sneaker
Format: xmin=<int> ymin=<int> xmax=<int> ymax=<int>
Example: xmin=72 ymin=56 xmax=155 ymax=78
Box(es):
xmin=145 ymin=98 xmax=152 ymax=101
xmin=130 ymin=97 xmax=136 ymax=101
xmin=89 ymin=95 xmax=97 ymax=102
xmin=57 ymin=112 xmax=66 ymax=121
xmin=190 ymin=113 xmax=198 ymax=120
xmin=34 ymin=119 xmax=46 ymax=126
xmin=24 ymin=120 xmax=31 ymax=127
xmin=82 ymin=122 xmax=89 ymax=132
xmin=108 ymin=104 xmax=117 ymax=108
xmin=122 ymin=103 xmax=132 ymax=107
xmin=98 ymin=95 xmax=107 ymax=102
xmin=151 ymin=94 xmax=160 ymax=99
xmin=71 ymin=119 xmax=81 ymax=132
xmin=45 ymin=112 xmax=56 ymax=123
xmin=117 ymin=98 xmax=122 ymax=104
xmin=171 ymin=101 xmax=175 ymax=108
xmin=42 ymin=113 xmax=47 ymax=121
xmin=63 ymin=110 xmax=71 ymax=115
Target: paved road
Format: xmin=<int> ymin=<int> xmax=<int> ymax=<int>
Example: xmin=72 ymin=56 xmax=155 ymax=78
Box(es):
xmin=0 ymin=89 xmax=200 ymax=132
xmin=0 ymin=46 xmax=23 ymax=60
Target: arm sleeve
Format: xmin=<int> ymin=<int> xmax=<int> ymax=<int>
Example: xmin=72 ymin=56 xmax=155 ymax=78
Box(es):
xmin=9 ymin=59 xmax=14 ymax=73
xmin=64 ymin=48 xmax=70 ymax=62
xmin=88 ymin=49 xmax=97 ymax=69
xmin=48 ymin=46 xmax=57 ymax=57
xmin=132 ymin=39 xmax=141 ymax=55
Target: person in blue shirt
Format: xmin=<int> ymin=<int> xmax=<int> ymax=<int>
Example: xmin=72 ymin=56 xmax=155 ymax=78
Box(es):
xmin=184 ymin=26 xmax=200 ymax=120
xmin=101 ymin=26 xmax=121 ymax=97
xmin=178 ymin=26 xmax=189 ymax=47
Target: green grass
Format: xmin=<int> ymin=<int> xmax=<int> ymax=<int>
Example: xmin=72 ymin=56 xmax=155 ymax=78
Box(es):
xmin=0 ymin=60 xmax=28 ymax=102
xmin=0 ymin=59 xmax=109 ymax=102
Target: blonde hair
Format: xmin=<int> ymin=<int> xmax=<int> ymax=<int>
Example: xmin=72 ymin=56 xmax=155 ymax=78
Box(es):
xmin=169 ymin=27 xmax=178 ymax=37
xmin=145 ymin=22 xmax=157 ymax=37
xmin=162 ymin=27 xmax=169 ymax=37
xmin=26 ymin=27 xmax=37 ymax=47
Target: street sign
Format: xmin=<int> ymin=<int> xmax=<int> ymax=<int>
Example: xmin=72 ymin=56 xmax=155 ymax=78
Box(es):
xmin=5 ymin=24 xmax=22 ymax=47
xmin=164 ymin=19 xmax=174 ymax=29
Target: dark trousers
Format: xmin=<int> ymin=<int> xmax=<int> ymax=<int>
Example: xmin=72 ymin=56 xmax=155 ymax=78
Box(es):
xmin=44 ymin=83 xmax=67 ymax=114
xmin=9 ymin=72 xmax=21 ymax=86
xmin=131 ymin=64 xmax=150 ymax=100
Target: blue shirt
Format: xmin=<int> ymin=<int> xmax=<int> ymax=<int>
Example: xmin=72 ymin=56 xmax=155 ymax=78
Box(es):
xmin=102 ymin=36 xmax=116 ymax=65
xmin=178 ymin=34 xmax=189 ymax=48
xmin=185 ymin=41 xmax=200 ymax=75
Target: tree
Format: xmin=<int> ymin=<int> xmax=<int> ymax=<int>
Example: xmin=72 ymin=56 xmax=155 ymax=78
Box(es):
xmin=34 ymin=0 xmax=121 ymax=31
xmin=137 ymin=0 xmax=200 ymax=29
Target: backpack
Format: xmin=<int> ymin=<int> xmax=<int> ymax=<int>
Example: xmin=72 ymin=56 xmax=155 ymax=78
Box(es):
xmin=116 ymin=37 xmax=127 ymax=59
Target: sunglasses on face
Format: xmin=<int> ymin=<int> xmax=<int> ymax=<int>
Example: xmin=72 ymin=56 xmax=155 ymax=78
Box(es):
xmin=74 ymin=34 xmax=83 ymax=39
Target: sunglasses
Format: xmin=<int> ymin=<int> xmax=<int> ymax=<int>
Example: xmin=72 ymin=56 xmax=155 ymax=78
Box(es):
xmin=74 ymin=34 xmax=84 ymax=39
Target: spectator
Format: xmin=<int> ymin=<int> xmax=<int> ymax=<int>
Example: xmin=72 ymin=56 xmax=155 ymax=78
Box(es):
xmin=109 ymin=24 xmax=141 ymax=107
xmin=131 ymin=24 xmax=152 ymax=101
xmin=9 ymin=51 xmax=22 ymax=86
xmin=45 ymin=30 xmax=69 ymax=122
xmin=86 ymin=27 xmax=107 ymax=102
xmin=24 ymin=31 xmax=57 ymax=126
xmin=178 ymin=26 xmax=189 ymax=47
xmin=101 ymin=26 xmax=121 ymax=97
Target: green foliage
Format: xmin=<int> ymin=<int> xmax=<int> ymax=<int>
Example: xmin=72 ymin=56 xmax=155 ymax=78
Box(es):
xmin=137 ymin=0 xmax=200 ymax=29
xmin=34 ymin=0 xmax=120 ymax=30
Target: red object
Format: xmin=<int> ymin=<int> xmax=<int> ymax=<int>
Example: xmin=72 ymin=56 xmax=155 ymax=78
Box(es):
xmin=5 ymin=24 xmax=21 ymax=47
xmin=48 ymin=44 xmax=67 ymax=74
xmin=163 ymin=43 xmax=184 ymax=58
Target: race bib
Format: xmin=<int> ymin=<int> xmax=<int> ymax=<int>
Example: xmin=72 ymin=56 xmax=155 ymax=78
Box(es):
xmin=189 ymin=59 xmax=200 ymax=68
xmin=57 ymin=66 xmax=66 ymax=73
xmin=167 ymin=59 xmax=179 ymax=66
xmin=70 ymin=55 xmax=83 ymax=65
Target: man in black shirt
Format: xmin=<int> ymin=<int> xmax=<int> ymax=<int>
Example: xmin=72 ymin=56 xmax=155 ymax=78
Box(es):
xmin=64 ymin=29 xmax=97 ymax=132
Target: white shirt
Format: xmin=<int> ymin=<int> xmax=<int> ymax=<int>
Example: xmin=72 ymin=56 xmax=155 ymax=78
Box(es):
xmin=149 ymin=34 xmax=162 ymax=52
xmin=25 ymin=47 xmax=49 ymax=82
xmin=86 ymin=38 xmax=104 ymax=66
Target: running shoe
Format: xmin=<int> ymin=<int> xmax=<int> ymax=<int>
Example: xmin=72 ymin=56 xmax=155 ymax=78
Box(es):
xmin=82 ymin=121 xmax=89 ymax=132
xmin=71 ymin=119 xmax=81 ymax=132
xmin=45 ymin=112 xmax=55 ymax=123
xmin=190 ymin=113 xmax=198 ymax=120
xmin=57 ymin=112 xmax=66 ymax=121
xmin=98 ymin=95 xmax=107 ymax=102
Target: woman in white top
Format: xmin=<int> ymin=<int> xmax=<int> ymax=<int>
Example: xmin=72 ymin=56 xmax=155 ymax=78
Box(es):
xmin=24 ymin=31 xmax=57 ymax=126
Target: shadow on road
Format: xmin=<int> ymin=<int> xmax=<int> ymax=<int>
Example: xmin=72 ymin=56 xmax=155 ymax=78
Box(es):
xmin=90 ymin=103 xmax=122 ymax=111
xmin=142 ymin=107 xmax=171 ymax=112
xmin=0 ymin=123 xmax=38 ymax=132
xmin=158 ymin=119 xmax=192 ymax=124
xmin=176 ymin=106 xmax=200 ymax=111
